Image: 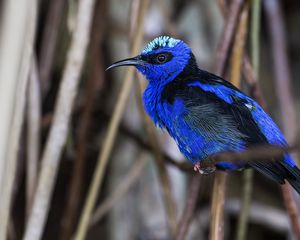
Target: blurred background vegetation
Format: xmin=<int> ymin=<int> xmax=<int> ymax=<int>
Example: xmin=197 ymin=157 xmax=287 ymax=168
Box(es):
xmin=0 ymin=0 xmax=299 ymax=240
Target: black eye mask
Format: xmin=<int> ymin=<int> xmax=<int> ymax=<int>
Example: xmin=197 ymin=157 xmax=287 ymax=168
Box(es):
xmin=141 ymin=52 xmax=174 ymax=65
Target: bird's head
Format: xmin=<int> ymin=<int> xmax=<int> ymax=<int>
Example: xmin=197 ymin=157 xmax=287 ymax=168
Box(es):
xmin=107 ymin=36 xmax=193 ymax=83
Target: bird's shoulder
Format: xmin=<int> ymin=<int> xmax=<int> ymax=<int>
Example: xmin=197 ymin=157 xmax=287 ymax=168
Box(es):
xmin=160 ymin=67 xmax=243 ymax=106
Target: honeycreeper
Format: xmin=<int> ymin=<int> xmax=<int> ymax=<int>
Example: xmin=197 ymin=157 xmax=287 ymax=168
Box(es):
xmin=107 ymin=36 xmax=300 ymax=193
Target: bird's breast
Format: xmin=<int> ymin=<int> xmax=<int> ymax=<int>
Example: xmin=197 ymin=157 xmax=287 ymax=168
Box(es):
xmin=143 ymin=82 xmax=168 ymax=128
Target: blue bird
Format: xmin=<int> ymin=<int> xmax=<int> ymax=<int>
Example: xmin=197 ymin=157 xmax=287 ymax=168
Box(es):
xmin=107 ymin=36 xmax=300 ymax=193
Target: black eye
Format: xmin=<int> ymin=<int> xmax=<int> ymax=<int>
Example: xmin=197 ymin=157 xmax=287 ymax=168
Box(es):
xmin=156 ymin=54 xmax=167 ymax=63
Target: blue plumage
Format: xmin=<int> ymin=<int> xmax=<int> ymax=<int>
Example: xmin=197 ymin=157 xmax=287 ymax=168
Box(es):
xmin=107 ymin=36 xmax=300 ymax=193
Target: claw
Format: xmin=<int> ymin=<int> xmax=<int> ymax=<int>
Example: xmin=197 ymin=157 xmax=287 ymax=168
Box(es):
xmin=194 ymin=161 xmax=216 ymax=175
xmin=194 ymin=162 xmax=205 ymax=174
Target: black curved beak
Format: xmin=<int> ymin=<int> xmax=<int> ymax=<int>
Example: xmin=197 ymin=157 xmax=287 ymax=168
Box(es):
xmin=106 ymin=56 xmax=144 ymax=71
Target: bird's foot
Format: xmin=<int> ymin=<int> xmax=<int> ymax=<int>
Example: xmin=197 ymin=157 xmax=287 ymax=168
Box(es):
xmin=194 ymin=162 xmax=205 ymax=174
xmin=194 ymin=161 xmax=216 ymax=175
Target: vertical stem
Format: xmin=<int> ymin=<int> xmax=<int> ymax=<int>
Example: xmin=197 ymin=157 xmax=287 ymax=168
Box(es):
xmin=90 ymin=152 xmax=149 ymax=225
xmin=210 ymin=173 xmax=226 ymax=240
xmin=23 ymin=0 xmax=96 ymax=239
xmin=26 ymin=58 xmax=41 ymax=217
xmin=73 ymin=1 xmax=149 ymax=239
xmin=236 ymin=1 xmax=259 ymax=239
xmin=0 ymin=0 xmax=37 ymax=238
xmin=236 ymin=170 xmax=253 ymax=240
xmin=59 ymin=0 xmax=107 ymax=239
xmin=264 ymin=0 xmax=298 ymax=143
xmin=215 ymin=0 xmax=245 ymax=76
xmin=175 ymin=175 xmax=201 ymax=240
xmin=229 ymin=3 xmax=249 ymax=87
xmin=264 ymin=0 xmax=300 ymax=238
xmin=250 ymin=0 xmax=261 ymax=78
xmin=210 ymin=1 xmax=246 ymax=239
xmin=38 ymin=0 xmax=66 ymax=97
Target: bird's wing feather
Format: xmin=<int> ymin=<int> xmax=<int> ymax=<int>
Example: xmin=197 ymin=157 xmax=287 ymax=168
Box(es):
xmin=180 ymin=76 xmax=296 ymax=182
xmin=183 ymin=79 xmax=267 ymax=145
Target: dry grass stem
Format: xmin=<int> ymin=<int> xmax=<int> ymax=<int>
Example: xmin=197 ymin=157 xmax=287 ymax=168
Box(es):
xmin=0 ymin=0 xmax=37 ymax=238
xmin=90 ymin=152 xmax=149 ymax=226
xmin=210 ymin=1 xmax=246 ymax=239
xmin=73 ymin=1 xmax=149 ymax=239
xmin=229 ymin=3 xmax=249 ymax=87
xmin=228 ymin=4 xmax=251 ymax=240
xmin=175 ymin=175 xmax=201 ymax=240
xmin=26 ymin=58 xmax=41 ymax=216
xmin=23 ymin=0 xmax=96 ymax=239
xmin=210 ymin=172 xmax=226 ymax=240
xmin=59 ymin=1 xmax=107 ymax=239
xmin=280 ymin=184 xmax=300 ymax=237
xmin=236 ymin=2 xmax=260 ymax=239
xmin=38 ymin=0 xmax=66 ymax=96
xmin=215 ymin=0 xmax=245 ymax=76
xmin=264 ymin=0 xmax=300 ymax=238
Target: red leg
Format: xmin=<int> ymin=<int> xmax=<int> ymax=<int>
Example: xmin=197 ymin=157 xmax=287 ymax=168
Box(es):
xmin=194 ymin=162 xmax=205 ymax=174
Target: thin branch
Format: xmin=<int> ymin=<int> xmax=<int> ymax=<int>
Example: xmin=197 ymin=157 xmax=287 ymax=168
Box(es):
xmin=236 ymin=169 xmax=253 ymax=240
xmin=117 ymin=118 xmax=192 ymax=171
xmin=217 ymin=0 xmax=227 ymax=16
xmin=201 ymin=143 xmax=300 ymax=169
xmin=175 ymin=174 xmax=201 ymax=240
xmin=242 ymin=55 xmax=267 ymax=109
xmin=215 ymin=0 xmax=245 ymax=76
xmin=111 ymin=112 xmax=300 ymax=171
xmin=229 ymin=2 xmax=249 ymax=87
xmin=264 ymin=0 xmax=300 ymax=238
xmin=90 ymin=152 xmax=149 ymax=226
xmin=264 ymin=0 xmax=298 ymax=143
xmin=250 ymin=0 xmax=262 ymax=79
xmin=216 ymin=0 xmax=266 ymax=108
xmin=210 ymin=1 xmax=246 ymax=239
xmin=280 ymin=184 xmax=300 ymax=237
xmin=26 ymin=57 xmax=41 ymax=217
xmin=225 ymin=199 xmax=291 ymax=232
xmin=73 ymin=1 xmax=149 ymax=239
xmin=210 ymin=172 xmax=226 ymax=240
xmin=0 ymin=0 xmax=37 ymax=238
xmin=38 ymin=0 xmax=66 ymax=96
xmin=235 ymin=2 xmax=253 ymax=240
xmin=23 ymin=0 xmax=96 ymax=239
xmin=156 ymin=0 xmax=178 ymax=37
xmin=58 ymin=0 xmax=107 ymax=239
xmin=42 ymin=109 xmax=193 ymax=172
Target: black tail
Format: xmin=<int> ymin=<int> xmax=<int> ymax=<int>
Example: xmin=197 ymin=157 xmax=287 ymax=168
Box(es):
xmin=248 ymin=160 xmax=300 ymax=194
